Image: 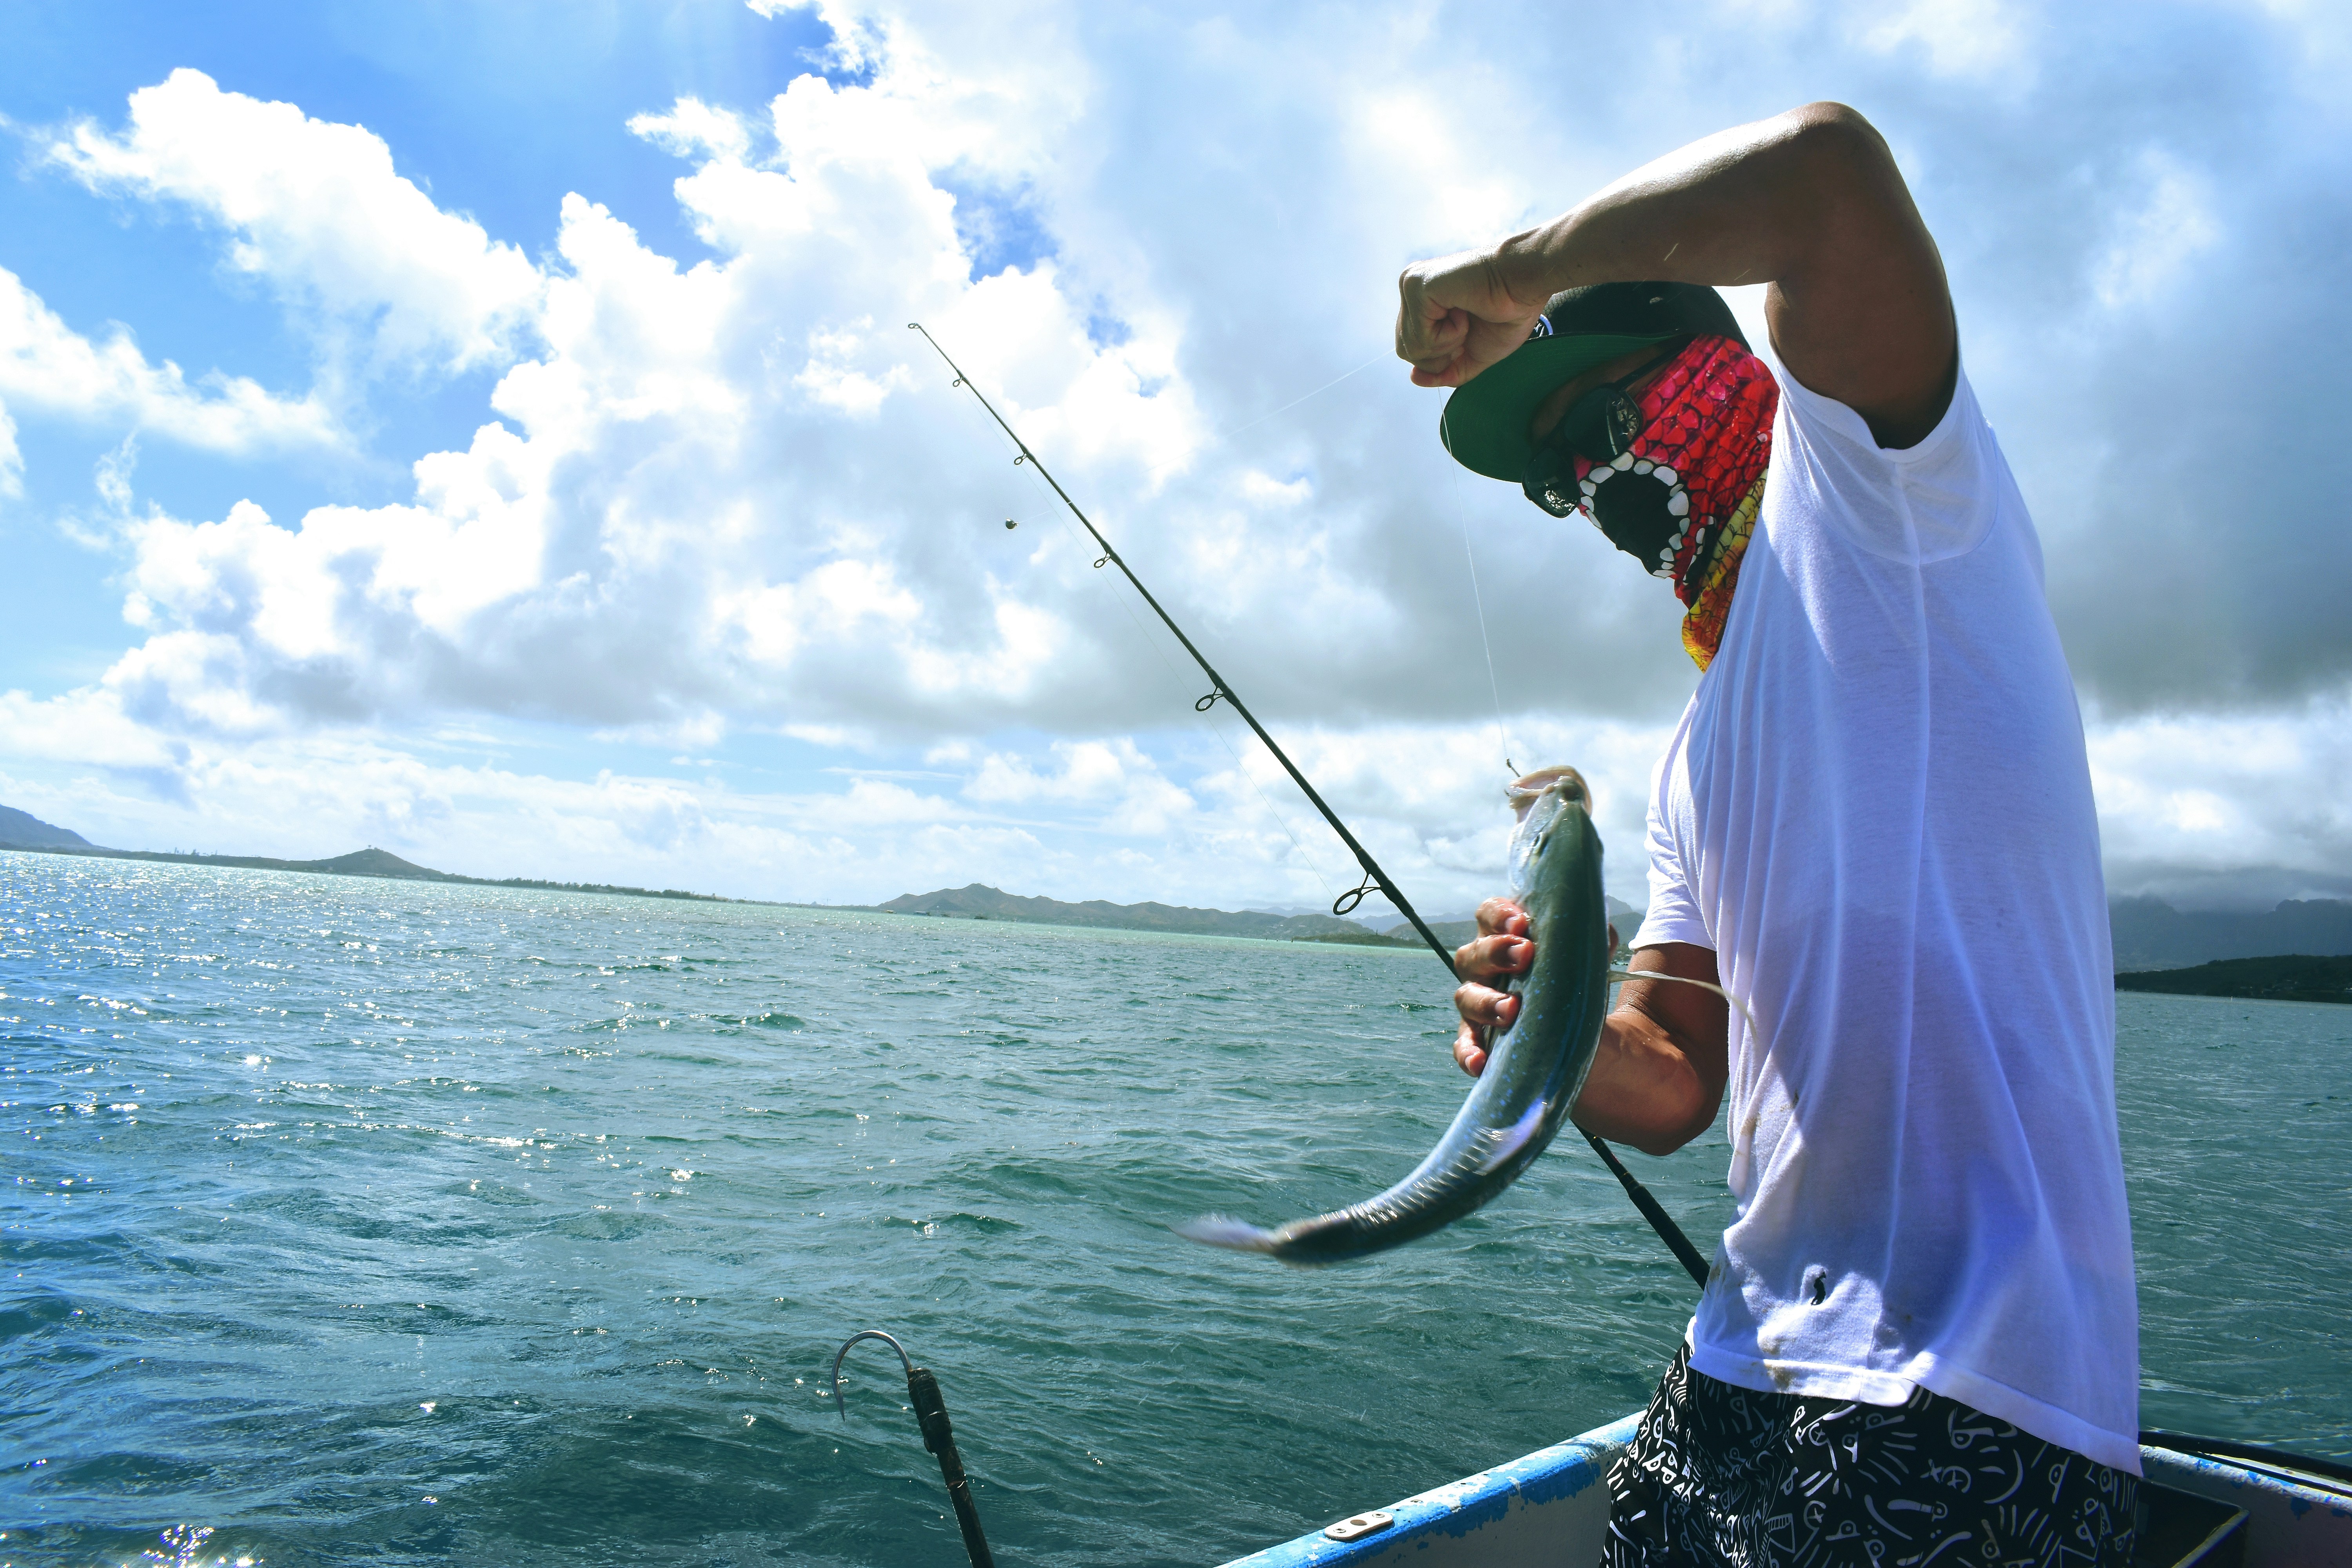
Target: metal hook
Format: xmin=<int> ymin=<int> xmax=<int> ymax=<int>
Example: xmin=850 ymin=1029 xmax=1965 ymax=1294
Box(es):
xmin=832 ymin=1328 xmax=914 ymax=1421
xmin=1194 ymin=689 xmax=1222 ymax=712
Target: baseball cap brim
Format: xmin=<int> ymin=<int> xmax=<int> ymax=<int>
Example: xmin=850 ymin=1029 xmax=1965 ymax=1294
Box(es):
xmin=1438 ymin=330 xmax=1679 ymax=482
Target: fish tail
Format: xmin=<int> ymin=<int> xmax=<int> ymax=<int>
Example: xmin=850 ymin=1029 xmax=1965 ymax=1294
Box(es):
xmin=1172 ymin=1214 xmax=1282 ymax=1254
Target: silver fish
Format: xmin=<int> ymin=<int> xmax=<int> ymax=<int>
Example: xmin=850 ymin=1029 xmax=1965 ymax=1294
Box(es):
xmin=1177 ymin=766 xmax=1612 ymax=1264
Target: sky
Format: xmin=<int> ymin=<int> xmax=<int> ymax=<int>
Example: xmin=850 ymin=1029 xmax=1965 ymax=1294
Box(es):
xmin=1 ymin=0 xmax=2347 ymax=918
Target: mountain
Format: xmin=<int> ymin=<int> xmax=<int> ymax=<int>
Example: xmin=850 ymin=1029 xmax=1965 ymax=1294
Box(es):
xmin=0 ymin=806 xmax=730 ymax=905
xmin=0 ymin=806 xmax=91 ymax=849
xmin=1377 ymin=895 xmax=1647 ymax=953
xmin=2109 ymin=896 xmax=2352 ymax=971
xmin=877 ymin=883 xmax=1388 ymax=942
xmin=874 ymin=886 xmax=1654 ymax=951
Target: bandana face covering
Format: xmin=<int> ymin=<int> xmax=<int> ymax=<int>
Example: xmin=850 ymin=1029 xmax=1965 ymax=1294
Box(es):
xmin=1522 ymin=335 xmax=1778 ymax=669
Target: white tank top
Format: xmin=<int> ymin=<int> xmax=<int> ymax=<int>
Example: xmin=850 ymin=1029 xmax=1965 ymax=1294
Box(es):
xmin=1632 ymin=349 xmax=2140 ymax=1472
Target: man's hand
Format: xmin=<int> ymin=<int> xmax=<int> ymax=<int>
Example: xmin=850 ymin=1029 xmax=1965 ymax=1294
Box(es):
xmin=1397 ymin=251 xmax=1544 ymax=389
xmin=1449 ymin=896 xmax=1535 ymax=1076
xmin=1451 ymin=897 xmax=1730 ymax=1158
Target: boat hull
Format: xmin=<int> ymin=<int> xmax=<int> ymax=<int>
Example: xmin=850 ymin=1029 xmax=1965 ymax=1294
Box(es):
xmin=1218 ymin=1415 xmax=2352 ymax=1568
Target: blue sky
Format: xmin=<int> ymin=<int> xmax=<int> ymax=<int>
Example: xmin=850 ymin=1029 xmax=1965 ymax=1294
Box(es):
xmin=2 ymin=0 xmax=2347 ymax=915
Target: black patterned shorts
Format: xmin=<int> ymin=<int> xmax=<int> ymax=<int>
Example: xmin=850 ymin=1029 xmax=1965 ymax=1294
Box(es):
xmin=1601 ymin=1345 xmax=2137 ymax=1568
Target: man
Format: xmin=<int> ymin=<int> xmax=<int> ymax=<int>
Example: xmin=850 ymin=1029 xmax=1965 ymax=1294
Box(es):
xmin=1396 ymin=104 xmax=2140 ymax=1566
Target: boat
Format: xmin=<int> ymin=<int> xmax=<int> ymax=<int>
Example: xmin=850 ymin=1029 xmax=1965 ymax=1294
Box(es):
xmin=1217 ymin=1412 xmax=2352 ymax=1567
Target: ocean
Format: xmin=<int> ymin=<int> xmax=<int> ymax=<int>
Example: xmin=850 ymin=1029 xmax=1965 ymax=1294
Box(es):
xmin=5 ymin=851 xmax=2347 ymax=1567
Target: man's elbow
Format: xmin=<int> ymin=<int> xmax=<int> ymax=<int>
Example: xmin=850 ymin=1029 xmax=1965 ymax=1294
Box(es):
xmin=1606 ymin=1080 xmax=1724 ymax=1158
xmin=1779 ymin=101 xmax=1899 ymax=187
xmin=1622 ymin=1110 xmax=1713 ymax=1159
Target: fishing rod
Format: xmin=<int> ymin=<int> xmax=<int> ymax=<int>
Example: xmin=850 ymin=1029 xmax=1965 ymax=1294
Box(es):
xmin=909 ymin=323 xmax=1710 ymax=1290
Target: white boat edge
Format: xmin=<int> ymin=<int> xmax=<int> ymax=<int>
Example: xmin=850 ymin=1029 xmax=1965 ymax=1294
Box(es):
xmin=1216 ymin=1413 xmax=2352 ymax=1568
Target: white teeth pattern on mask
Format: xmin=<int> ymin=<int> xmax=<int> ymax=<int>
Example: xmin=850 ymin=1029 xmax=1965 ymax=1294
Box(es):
xmin=1666 ymin=491 xmax=1689 ymax=517
xmin=1633 ymin=459 xmax=1653 ymax=475
xmin=1611 ymin=451 xmax=1636 ymax=470
xmin=1655 ymin=467 xmax=1678 ymax=486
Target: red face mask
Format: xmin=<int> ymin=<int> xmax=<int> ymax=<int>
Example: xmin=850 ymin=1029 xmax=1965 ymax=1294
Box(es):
xmin=1567 ymin=335 xmax=1775 ymax=601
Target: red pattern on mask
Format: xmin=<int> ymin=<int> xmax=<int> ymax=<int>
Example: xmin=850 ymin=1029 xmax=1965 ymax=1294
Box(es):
xmin=1572 ymin=336 xmax=1777 ymax=610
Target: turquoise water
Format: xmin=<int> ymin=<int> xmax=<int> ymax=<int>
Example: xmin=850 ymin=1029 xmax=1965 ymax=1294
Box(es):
xmin=4 ymin=851 xmax=2347 ymax=1567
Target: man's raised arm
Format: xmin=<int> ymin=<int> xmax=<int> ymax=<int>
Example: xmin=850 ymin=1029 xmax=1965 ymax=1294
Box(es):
xmin=1397 ymin=102 xmax=1955 ymax=449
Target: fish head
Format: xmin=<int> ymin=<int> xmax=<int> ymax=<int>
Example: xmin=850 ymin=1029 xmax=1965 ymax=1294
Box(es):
xmin=1503 ymin=766 xmax=1591 ymax=891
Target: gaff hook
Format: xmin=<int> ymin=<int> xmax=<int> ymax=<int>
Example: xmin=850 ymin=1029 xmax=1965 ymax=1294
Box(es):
xmin=833 ymin=1329 xmax=996 ymax=1568
xmin=831 ymin=1328 xmax=913 ymax=1417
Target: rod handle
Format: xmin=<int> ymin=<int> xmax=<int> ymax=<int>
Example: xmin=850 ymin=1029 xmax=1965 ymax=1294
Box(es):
xmin=907 ymin=1365 xmax=995 ymax=1568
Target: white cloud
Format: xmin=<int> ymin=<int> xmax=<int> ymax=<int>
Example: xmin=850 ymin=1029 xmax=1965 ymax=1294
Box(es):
xmin=0 ymin=402 xmax=20 ymax=496
xmin=50 ymin=44 xmax=1211 ymax=744
xmin=2092 ymin=153 xmax=2221 ymax=310
xmin=0 ymin=263 xmax=334 ymax=452
xmin=47 ymin=69 xmax=543 ymax=379
xmin=627 ymin=98 xmax=753 ymax=165
xmin=1858 ymin=0 xmax=2028 ymax=80
xmin=2087 ymin=695 xmax=2352 ymax=898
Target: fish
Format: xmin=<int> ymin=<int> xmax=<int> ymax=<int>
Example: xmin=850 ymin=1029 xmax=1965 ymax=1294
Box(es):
xmin=1176 ymin=766 xmax=1613 ymax=1265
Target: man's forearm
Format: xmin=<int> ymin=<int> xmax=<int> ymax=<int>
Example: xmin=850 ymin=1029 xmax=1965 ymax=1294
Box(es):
xmin=1572 ymin=1005 xmax=1722 ymax=1158
xmin=1488 ymin=105 xmax=1864 ymax=309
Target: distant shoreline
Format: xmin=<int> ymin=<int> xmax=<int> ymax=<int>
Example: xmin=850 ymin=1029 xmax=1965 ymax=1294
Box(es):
xmin=9 ymin=832 xmax=2347 ymax=984
xmin=0 ymin=841 xmax=1431 ymax=944
xmin=2116 ymin=954 xmax=2352 ymax=1006
xmin=0 ymin=839 xmax=750 ymax=907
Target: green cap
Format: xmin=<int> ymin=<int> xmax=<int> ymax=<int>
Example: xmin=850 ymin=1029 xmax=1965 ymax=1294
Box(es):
xmin=1439 ymin=281 xmax=1746 ymax=482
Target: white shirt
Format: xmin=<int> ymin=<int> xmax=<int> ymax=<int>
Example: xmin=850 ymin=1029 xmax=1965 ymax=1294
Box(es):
xmin=1632 ymin=349 xmax=2141 ymax=1473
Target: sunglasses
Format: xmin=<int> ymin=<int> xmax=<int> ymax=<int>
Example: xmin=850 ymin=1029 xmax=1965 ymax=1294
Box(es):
xmin=1519 ymin=341 xmax=1686 ymax=519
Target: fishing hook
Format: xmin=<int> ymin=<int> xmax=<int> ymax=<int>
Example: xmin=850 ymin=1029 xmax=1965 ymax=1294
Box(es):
xmin=832 ymin=1328 xmax=913 ymax=1416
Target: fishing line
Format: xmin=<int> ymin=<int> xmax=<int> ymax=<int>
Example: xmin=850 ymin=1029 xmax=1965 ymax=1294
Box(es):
xmin=913 ymin=321 xmax=1711 ymax=1289
xmin=1145 ymin=354 xmax=1386 ymax=483
xmin=1441 ymin=407 xmax=1517 ymax=778
xmin=960 ymin=382 xmax=1345 ymax=904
